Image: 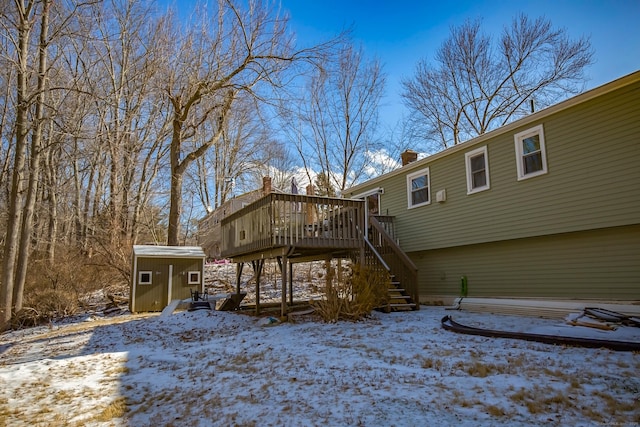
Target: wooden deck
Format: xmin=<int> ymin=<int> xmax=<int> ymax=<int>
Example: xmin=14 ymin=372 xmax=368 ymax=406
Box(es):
xmin=221 ymin=193 xmax=365 ymax=262
xmin=219 ymin=192 xmax=418 ymax=317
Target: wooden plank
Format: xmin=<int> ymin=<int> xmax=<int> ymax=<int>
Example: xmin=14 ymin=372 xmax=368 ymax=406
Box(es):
xmin=160 ymin=299 xmax=182 ymax=317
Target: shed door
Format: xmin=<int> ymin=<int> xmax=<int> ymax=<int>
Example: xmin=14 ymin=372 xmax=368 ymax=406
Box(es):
xmin=135 ymin=263 xmax=170 ymax=312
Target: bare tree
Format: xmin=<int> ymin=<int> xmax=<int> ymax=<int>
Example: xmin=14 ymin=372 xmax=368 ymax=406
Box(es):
xmin=251 ymin=140 xmax=298 ymax=191
xmin=287 ymin=42 xmax=386 ymax=193
xmin=1 ymin=0 xmax=54 ymax=330
xmin=85 ymin=0 xmax=169 ymax=246
xmin=189 ymin=93 xmax=274 ymax=214
xmin=0 ymin=65 xmax=15 ymax=220
xmin=402 ymin=15 xmax=593 ymax=149
xmin=162 ymin=0 xmax=336 ymax=245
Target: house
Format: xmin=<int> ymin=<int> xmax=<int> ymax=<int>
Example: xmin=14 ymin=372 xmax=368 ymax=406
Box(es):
xmin=343 ymin=70 xmax=640 ymax=317
xmin=130 ymin=245 xmax=206 ymax=313
xmin=197 ymin=177 xmax=278 ymax=259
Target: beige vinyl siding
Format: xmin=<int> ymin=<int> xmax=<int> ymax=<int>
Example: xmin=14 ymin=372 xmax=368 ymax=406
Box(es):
xmin=412 ymin=224 xmax=640 ymax=301
xmin=376 ymin=82 xmax=640 ymax=253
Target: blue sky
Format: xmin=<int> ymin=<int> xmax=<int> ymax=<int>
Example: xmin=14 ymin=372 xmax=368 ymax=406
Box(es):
xmin=160 ymin=0 xmax=639 ymax=135
xmin=278 ymin=0 xmax=640 ymax=131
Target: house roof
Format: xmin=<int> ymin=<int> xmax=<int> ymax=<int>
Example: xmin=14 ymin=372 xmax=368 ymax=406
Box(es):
xmin=346 ymin=69 xmax=640 ymax=195
xmin=132 ymin=245 xmax=206 ymax=259
xmin=198 ymin=179 xmax=288 ymax=223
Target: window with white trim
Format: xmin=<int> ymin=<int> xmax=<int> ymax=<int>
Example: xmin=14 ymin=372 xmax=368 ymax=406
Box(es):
xmin=514 ymin=124 xmax=547 ymax=180
xmin=406 ymin=168 xmax=430 ymax=208
xmin=138 ymin=271 xmax=152 ymax=285
xmin=465 ymin=146 xmax=490 ymax=194
xmin=187 ymin=271 xmax=201 ymax=285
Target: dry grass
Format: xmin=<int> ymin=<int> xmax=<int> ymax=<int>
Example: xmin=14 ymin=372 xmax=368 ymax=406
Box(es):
xmin=485 ymin=404 xmax=508 ymax=417
xmin=509 ymin=385 xmax=576 ymax=414
xmin=94 ymin=396 xmax=128 ymax=422
xmin=421 ymin=356 xmax=443 ymax=370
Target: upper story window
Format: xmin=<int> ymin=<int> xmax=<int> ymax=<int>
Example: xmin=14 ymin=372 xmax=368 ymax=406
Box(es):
xmin=407 ymin=167 xmax=430 ymax=209
xmin=514 ymin=124 xmax=547 ymax=180
xmin=465 ymin=146 xmax=490 ymax=194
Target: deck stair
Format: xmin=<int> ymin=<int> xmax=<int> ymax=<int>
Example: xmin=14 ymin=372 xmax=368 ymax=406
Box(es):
xmin=384 ymin=276 xmax=417 ymax=312
xmin=364 ymin=216 xmax=419 ymax=313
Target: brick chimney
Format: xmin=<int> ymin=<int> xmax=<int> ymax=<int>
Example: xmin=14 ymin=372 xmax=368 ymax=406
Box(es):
xmin=401 ymin=149 xmax=418 ymax=166
xmin=262 ymin=176 xmax=272 ymax=195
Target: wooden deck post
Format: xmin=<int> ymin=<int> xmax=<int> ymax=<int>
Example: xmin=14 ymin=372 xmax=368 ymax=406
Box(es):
xmin=280 ymin=254 xmax=288 ymax=317
xmin=325 ymin=255 xmax=332 ymax=292
xmin=252 ymin=260 xmax=264 ymax=315
xmin=235 ymin=262 xmax=244 ymax=294
xmin=289 ymin=262 xmax=294 ymax=305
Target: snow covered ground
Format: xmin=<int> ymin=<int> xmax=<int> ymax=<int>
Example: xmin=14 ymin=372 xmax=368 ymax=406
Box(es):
xmin=1 ymin=305 xmax=639 ymax=426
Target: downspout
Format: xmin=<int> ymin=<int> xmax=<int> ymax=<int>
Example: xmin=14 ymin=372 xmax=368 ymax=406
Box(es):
xmin=201 ymin=256 xmax=206 ymax=295
xmin=167 ymin=264 xmax=173 ymax=305
xmin=131 ymin=254 xmax=138 ymax=313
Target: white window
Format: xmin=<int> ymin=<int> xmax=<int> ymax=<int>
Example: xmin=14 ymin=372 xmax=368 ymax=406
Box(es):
xmin=406 ymin=168 xmax=430 ymax=209
xmin=514 ymin=124 xmax=548 ymax=180
xmin=138 ymin=271 xmax=152 ymax=285
xmin=465 ymin=146 xmax=490 ymax=194
xmin=187 ymin=271 xmax=201 ymax=285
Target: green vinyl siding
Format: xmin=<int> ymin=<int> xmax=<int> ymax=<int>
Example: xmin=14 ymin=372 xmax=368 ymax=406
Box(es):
xmin=356 ymin=81 xmax=640 ymax=253
xmin=344 ymin=76 xmax=639 ymax=303
xmin=133 ymin=257 xmax=204 ymax=312
xmin=134 ymin=258 xmax=168 ymax=312
xmin=412 ymin=224 xmax=640 ymax=301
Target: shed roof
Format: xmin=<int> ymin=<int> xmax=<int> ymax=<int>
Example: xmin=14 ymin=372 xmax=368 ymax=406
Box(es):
xmin=132 ymin=245 xmax=206 ymax=258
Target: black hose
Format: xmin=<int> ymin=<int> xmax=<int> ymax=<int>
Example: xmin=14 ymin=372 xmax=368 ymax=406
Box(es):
xmin=441 ymin=315 xmax=640 ymax=352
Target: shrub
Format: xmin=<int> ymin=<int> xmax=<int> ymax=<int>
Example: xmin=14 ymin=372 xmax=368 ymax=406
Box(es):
xmin=12 ymin=245 xmax=127 ymax=328
xmin=312 ymin=263 xmax=389 ymax=322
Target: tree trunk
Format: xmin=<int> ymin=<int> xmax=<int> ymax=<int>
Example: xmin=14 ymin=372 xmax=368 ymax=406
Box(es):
xmin=45 ymin=147 xmax=58 ymax=264
xmin=1 ymin=0 xmax=32 ymax=331
xmin=167 ymin=118 xmax=183 ymax=246
xmin=13 ymin=0 xmax=51 ymax=312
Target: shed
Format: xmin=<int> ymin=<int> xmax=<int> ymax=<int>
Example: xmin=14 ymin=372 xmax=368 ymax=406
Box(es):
xmin=130 ymin=245 xmax=206 ymax=313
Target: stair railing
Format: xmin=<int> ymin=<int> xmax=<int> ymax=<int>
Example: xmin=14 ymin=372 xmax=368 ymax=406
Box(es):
xmin=367 ymin=215 xmax=419 ymax=307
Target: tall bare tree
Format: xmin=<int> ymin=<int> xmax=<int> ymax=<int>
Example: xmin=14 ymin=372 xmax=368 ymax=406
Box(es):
xmin=189 ymin=93 xmax=275 ymax=214
xmin=1 ymin=0 xmax=54 ymax=330
xmin=0 ymin=65 xmax=15 ymax=216
xmin=402 ymin=15 xmax=593 ymax=149
xmin=86 ymin=0 xmax=169 ymax=246
xmin=287 ymin=42 xmax=386 ymax=193
xmin=162 ymin=0 xmax=336 ymax=245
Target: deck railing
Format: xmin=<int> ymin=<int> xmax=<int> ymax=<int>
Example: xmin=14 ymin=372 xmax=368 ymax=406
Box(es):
xmin=221 ymin=193 xmax=365 ymax=258
xmin=372 ymin=215 xmax=396 ymax=241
